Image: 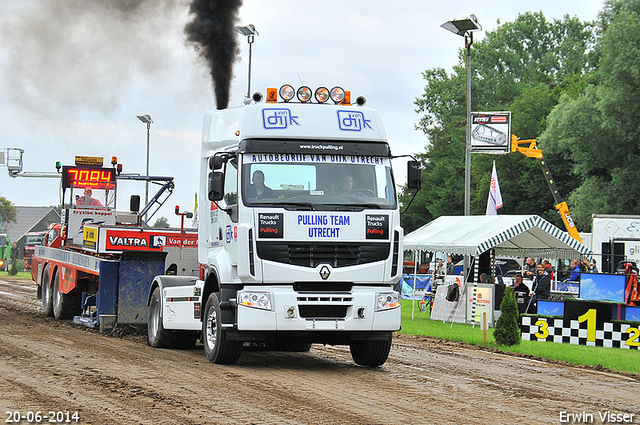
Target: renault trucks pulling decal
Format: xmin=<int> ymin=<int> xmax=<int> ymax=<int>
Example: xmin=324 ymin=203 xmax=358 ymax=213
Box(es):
xmin=365 ymin=215 xmax=388 ymax=239
xmin=259 ymin=213 xmax=283 ymax=238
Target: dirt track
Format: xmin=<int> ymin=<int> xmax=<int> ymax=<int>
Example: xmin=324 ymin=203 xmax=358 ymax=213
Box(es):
xmin=0 ymin=276 xmax=638 ymax=425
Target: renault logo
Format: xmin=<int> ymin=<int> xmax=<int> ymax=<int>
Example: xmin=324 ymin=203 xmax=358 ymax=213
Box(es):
xmin=319 ymin=265 xmax=330 ymax=280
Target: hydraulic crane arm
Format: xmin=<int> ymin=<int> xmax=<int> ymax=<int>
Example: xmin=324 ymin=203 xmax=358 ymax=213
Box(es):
xmin=511 ymin=135 xmax=582 ymax=243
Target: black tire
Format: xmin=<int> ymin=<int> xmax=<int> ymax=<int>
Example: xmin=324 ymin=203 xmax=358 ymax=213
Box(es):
xmin=148 ymin=287 xmax=173 ymax=348
xmin=41 ymin=266 xmax=54 ymax=317
xmin=148 ymin=287 xmax=199 ymax=349
xmin=349 ymin=333 xmax=393 ymax=367
xmin=52 ymin=269 xmax=81 ymax=320
xmin=203 ymin=293 xmax=242 ymax=364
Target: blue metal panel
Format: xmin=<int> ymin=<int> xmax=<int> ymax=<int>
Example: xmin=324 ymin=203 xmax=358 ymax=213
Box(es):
xmin=97 ymin=260 xmax=120 ymax=317
xmin=117 ymin=251 xmax=167 ymax=324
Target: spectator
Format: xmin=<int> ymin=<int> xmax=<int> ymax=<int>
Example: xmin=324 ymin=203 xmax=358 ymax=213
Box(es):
xmin=542 ymin=259 xmax=554 ymax=281
xmin=435 ymin=259 xmax=446 ymax=277
xmin=512 ymin=274 xmax=530 ymax=314
xmin=9 ymin=242 xmax=19 ymax=267
xmin=446 ymin=255 xmax=455 ymax=275
xmin=523 ymin=257 xmax=536 ymax=279
xmin=564 ymin=260 xmax=581 ymax=283
xmin=589 ymin=259 xmax=599 ymax=273
xmin=528 ymin=263 xmax=552 ymax=314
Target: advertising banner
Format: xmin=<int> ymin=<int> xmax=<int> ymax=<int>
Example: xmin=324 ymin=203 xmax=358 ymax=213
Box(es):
xmin=471 ymin=111 xmax=511 ymax=154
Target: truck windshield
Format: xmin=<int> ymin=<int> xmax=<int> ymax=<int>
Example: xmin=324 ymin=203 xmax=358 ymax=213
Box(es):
xmin=25 ymin=235 xmax=44 ymax=245
xmin=242 ymin=153 xmax=396 ymax=209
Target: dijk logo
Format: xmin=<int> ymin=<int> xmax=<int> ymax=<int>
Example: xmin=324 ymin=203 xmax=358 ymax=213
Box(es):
xmin=337 ymin=111 xmax=372 ymax=132
xmin=262 ymin=108 xmax=300 ymax=129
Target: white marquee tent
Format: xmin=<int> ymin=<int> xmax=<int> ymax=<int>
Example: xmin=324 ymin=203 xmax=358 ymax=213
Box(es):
xmin=403 ymin=215 xmax=592 ymax=324
xmin=404 ymin=215 xmax=591 ymax=260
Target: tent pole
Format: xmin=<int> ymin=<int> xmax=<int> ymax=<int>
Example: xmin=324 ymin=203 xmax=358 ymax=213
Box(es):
xmin=412 ymin=250 xmax=418 ymax=319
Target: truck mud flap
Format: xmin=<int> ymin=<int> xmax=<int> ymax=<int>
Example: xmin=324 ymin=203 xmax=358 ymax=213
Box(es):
xmin=116 ymin=251 xmax=167 ymax=325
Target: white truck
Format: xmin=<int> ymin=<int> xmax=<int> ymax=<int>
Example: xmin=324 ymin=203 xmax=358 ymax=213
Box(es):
xmin=147 ymin=85 xmax=421 ymax=366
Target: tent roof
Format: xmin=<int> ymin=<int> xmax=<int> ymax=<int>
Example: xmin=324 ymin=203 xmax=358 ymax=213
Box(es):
xmin=403 ymin=215 xmax=591 ymax=259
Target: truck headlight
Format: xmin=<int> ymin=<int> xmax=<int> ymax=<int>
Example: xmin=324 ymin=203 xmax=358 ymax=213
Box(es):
xmin=238 ymin=291 xmax=273 ymax=311
xmin=376 ymin=291 xmax=400 ymax=311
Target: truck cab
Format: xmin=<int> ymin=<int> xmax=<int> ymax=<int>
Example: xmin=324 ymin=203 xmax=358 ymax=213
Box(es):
xmin=149 ymin=85 xmax=420 ymax=366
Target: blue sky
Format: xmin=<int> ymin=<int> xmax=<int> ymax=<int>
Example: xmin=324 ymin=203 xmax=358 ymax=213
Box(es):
xmin=0 ymin=0 xmax=604 ymax=226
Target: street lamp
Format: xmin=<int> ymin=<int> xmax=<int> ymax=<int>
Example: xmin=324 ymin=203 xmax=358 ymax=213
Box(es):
xmin=236 ymin=24 xmax=258 ymax=104
xmin=441 ymin=14 xmax=482 ymax=216
xmin=136 ymin=114 xmax=153 ymax=223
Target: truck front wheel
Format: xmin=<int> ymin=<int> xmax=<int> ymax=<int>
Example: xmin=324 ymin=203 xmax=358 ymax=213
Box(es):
xmin=203 ymin=293 xmax=242 ymax=364
xmin=349 ymin=334 xmax=393 ymax=367
xmin=41 ymin=266 xmax=54 ymax=317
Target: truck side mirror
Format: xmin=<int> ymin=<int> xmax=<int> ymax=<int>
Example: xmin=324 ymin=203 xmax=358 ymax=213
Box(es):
xmin=130 ymin=195 xmax=140 ymax=212
xmin=407 ymin=160 xmax=421 ymax=190
xmin=208 ymin=171 xmax=225 ymax=201
xmin=210 ymin=154 xmax=228 ymax=170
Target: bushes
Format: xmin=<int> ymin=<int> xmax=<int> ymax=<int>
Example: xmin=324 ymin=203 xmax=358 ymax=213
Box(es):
xmin=494 ymin=287 xmax=521 ymax=346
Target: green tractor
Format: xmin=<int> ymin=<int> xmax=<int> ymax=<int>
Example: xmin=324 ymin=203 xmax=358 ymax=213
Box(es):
xmin=0 ymin=234 xmax=11 ymax=271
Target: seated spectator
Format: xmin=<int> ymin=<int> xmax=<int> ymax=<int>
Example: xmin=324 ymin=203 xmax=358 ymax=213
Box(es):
xmin=564 ymin=259 xmax=581 ymax=283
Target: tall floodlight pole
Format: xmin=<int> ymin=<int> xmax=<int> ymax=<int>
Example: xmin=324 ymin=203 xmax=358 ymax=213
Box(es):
xmin=136 ymin=114 xmax=153 ymax=223
xmin=236 ymin=24 xmax=258 ymax=104
xmin=441 ymin=15 xmax=482 ymax=216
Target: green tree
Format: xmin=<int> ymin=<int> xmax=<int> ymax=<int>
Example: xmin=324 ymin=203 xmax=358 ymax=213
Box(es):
xmin=404 ymin=12 xmax=595 ymax=233
xmin=493 ymin=287 xmax=521 ymax=346
xmin=0 ymin=196 xmax=17 ymax=233
xmin=152 ymin=216 xmax=170 ymax=228
xmin=540 ymin=0 xmax=640 ymax=230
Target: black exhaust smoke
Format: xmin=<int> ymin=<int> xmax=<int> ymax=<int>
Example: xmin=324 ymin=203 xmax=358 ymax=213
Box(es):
xmin=185 ymin=0 xmax=243 ymax=110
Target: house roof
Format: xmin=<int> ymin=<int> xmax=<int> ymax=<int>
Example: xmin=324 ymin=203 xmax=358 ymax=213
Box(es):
xmin=403 ymin=215 xmax=592 ymax=259
xmin=4 ymin=206 xmax=60 ymax=242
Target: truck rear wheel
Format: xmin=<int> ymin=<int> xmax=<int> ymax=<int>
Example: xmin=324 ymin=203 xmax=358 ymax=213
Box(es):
xmin=148 ymin=287 xmax=172 ymax=348
xmin=203 ymin=293 xmax=242 ymax=364
xmin=52 ymin=269 xmax=81 ymax=320
xmin=41 ymin=266 xmax=54 ymax=317
xmin=349 ymin=334 xmax=393 ymax=367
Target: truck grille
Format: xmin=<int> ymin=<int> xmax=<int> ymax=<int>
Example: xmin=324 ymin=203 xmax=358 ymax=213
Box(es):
xmin=298 ymin=304 xmax=348 ymax=319
xmin=256 ymin=242 xmax=390 ymax=268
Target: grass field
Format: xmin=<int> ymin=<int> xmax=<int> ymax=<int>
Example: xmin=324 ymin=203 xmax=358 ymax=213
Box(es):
xmin=1 ymin=271 xmax=32 ymax=279
xmin=400 ymin=299 xmax=640 ymax=376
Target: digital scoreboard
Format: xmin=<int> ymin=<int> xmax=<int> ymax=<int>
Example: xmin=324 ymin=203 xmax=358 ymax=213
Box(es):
xmin=61 ymin=166 xmax=116 ymax=189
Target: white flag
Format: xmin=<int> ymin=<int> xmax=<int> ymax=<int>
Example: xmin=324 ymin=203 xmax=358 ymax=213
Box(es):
xmin=486 ymin=161 xmax=503 ymax=215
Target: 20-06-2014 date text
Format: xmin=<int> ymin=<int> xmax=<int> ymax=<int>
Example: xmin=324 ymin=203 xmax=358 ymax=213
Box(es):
xmin=5 ymin=411 xmax=79 ymax=423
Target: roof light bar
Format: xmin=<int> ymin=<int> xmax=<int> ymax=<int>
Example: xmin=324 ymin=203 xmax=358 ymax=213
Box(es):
xmin=315 ymin=87 xmax=329 ymax=103
xmin=330 ymin=87 xmax=345 ymax=104
xmin=279 ymin=84 xmax=295 ymax=102
xmin=297 ymin=86 xmax=312 ymax=103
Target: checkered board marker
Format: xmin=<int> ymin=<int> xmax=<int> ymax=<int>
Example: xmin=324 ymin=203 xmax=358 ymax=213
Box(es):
xmin=520 ymin=316 xmax=640 ymax=349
